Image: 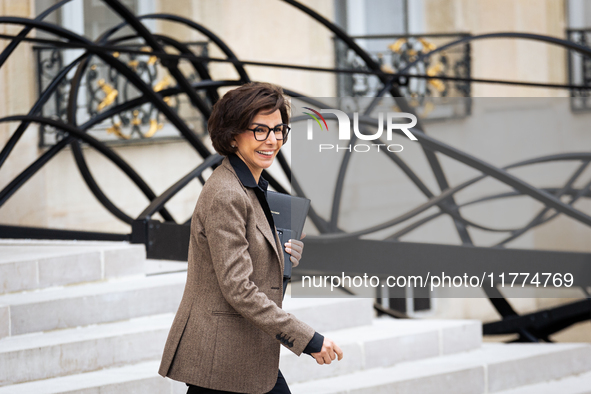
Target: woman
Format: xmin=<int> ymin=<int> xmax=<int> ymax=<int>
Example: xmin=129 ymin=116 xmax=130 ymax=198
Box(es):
xmin=158 ymin=82 xmax=343 ymax=394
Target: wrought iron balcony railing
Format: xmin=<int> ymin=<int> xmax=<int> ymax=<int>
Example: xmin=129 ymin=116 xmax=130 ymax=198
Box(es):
xmin=334 ymin=32 xmax=472 ymax=121
xmin=567 ymin=28 xmax=591 ymax=112
xmin=34 ymin=41 xmax=210 ymax=147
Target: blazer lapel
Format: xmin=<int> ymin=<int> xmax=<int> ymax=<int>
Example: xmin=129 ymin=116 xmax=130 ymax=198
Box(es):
xmin=222 ymin=157 xmax=283 ymax=269
xmin=249 ymin=190 xmax=281 ymax=260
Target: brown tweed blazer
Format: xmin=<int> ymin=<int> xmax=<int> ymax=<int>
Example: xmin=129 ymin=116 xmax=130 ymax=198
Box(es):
xmin=158 ymin=156 xmax=316 ymax=393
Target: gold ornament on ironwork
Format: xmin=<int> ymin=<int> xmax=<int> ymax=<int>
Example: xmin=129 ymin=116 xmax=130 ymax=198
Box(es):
xmin=96 ymin=79 xmax=118 ymax=111
xmin=106 ymin=121 xmax=130 ymax=140
xmin=426 ymin=62 xmax=445 ymax=92
xmin=138 ymin=46 xmax=158 ymax=66
xmin=127 ymin=59 xmax=139 ymax=70
xmin=389 ymin=37 xmax=447 ymax=94
xmin=378 ymin=53 xmax=396 ymax=74
xmin=154 ymin=75 xmax=172 ymax=92
xmin=144 ymin=118 xmax=164 ymax=138
xmin=131 ymin=110 xmax=142 ymax=126
xmin=154 ymin=75 xmax=173 ymax=105
xmin=131 ymin=110 xmax=163 ymax=138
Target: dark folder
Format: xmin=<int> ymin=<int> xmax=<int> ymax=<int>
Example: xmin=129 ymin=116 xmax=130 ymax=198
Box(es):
xmin=266 ymin=191 xmax=310 ymax=281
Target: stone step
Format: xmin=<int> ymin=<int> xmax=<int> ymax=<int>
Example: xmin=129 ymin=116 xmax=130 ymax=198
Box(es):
xmin=0 ymin=240 xmax=139 ymax=247
xmin=495 ymin=370 xmax=591 ymax=394
xmin=280 ymin=317 xmax=481 ymax=384
xmin=0 ymin=270 xmax=374 ymax=338
xmin=2 ymin=342 xmax=588 ymax=394
xmin=0 ymin=272 xmax=186 ymax=336
xmin=282 ymin=296 xmax=374 ymax=333
xmin=0 ymin=313 xmax=174 ymax=386
xmin=0 ymin=301 xmax=477 ymax=387
xmin=0 ymin=360 xmax=187 ymax=394
xmin=288 ymin=343 xmax=591 ymax=394
xmin=0 ymin=242 xmax=146 ymax=295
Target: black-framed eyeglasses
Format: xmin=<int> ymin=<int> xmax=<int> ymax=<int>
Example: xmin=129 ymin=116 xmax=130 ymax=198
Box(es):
xmin=246 ymin=123 xmax=291 ymax=141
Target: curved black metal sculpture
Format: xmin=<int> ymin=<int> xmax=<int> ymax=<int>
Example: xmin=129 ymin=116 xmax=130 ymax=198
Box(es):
xmin=0 ymin=0 xmax=590 ymax=343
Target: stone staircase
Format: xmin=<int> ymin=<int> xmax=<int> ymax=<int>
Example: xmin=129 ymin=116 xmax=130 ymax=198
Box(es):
xmin=0 ymin=240 xmax=590 ymax=393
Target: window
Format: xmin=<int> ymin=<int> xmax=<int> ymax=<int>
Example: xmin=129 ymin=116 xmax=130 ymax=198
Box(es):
xmin=33 ymin=0 xmax=209 ymax=146
xmin=333 ymin=0 xmax=470 ymax=121
xmin=567 ymin=0 xmax=591 ymax=111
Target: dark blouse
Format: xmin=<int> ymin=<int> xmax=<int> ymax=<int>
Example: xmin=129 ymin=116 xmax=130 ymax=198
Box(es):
xmin=228 ymin=154 xmax=324 ymax=355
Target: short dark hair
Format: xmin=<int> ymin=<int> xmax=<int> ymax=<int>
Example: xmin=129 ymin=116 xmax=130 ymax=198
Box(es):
xmin=208 ymin=82 xmax=290 ymax=156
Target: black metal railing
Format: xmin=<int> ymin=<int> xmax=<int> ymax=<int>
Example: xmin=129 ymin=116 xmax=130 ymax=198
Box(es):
xmin=334 ymin=33 xmax=471 ymax=121
xmin=34 ymin=41 xmax=210 ymax=147
xmin=567 ymin=28 xmax=591 ymax=112
xmin=1 ymin=0 xmax=591 ymax=342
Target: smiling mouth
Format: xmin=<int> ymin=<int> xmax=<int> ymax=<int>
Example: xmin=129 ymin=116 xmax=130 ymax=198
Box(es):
xmin=256 ymin=150 xmax=274 ymax=156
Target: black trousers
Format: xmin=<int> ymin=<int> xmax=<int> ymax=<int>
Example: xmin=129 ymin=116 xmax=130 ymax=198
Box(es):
xmin=186 ymin=369 xmax=290 ymax=394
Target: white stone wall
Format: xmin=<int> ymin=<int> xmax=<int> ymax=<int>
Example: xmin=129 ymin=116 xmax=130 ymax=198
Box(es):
xmin=0 ymin=0 xmax=47 ymax=227
xmin=422 ymin=0 xmax=568 ymax=97
xmin=0 ymin=0 xmax=589 ymax=340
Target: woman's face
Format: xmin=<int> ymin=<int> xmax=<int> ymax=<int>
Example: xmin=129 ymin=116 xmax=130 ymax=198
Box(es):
xmin=233 ymin=109 xmax=284 ymax=180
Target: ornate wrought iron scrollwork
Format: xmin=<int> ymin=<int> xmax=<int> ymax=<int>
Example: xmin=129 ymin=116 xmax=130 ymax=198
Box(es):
xmin=35 ymin=46 xmax=70 ymax=145
xmin=35 ymin=41 xmax=208 ymax=146
xmin=1 ymin=0 xmax=591 ymax=344
xmin=335 ymin=33 xmax=472 ymax=120
xmin=567 ymin=28 xmax=591 ymax=111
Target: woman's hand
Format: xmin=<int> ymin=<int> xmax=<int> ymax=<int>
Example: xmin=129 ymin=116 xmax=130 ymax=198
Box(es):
xmin=311 ymin=337 xmax=343 ymax=365
xmin=284 ymin=231 xmax=305 ymax=268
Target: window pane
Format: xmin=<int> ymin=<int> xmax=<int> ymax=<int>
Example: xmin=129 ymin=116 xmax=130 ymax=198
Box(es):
xmin=83 ymin=0 xmax=138 ymax=40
